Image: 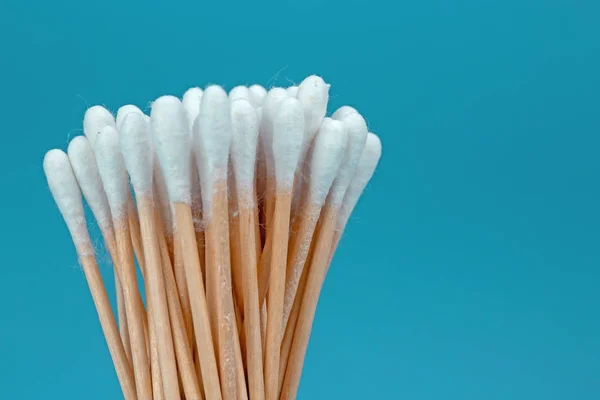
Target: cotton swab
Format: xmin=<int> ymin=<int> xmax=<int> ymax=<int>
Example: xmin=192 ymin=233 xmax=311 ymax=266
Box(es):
xmin=43 ymin=150 xmax=137 ymax=400
xmin=193 ymin=86 xmax=239 ymax=400
xmin=95 ymin=125 xmax=153 ymax=399
xmin=119 ymin=112 xmax=181 ymax=399
xmin=263 ymin=97 xmax=304 ymax=400
xmin=152 ymin=95 xmax=223 ymax=400
xmin=248 ymin=84 xmax=267 ymax=108
xmin=286 ymin=86 xmax=298 ymax=98
xmin=230 ymin=98 xmax=265 ymax=400
xmin=280 ymin=108 xmax=367 ymax=399
xmin=282 ymin=118 xmax=348 ymax=330
xmin=67 ymin=136 xmax=132 ymax=361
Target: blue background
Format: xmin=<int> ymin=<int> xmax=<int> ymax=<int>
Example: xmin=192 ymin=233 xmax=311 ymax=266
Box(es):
xmin=1 ymin=0 xmax=599 ymax=398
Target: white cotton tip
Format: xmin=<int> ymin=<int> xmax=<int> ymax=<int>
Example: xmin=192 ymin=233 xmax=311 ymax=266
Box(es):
xmin=308 ymin=118 xmax=348 ymax=205
xmin=44 ymin=149 xmax=93 ymax=255
xmin=332 ymin=105 xmax=358 ymax=121
xmin=328 ymin=110 xmax=369 ymax=205
xmin=256 ymin=107 xmax=263 ymax=127
xmin=151 ymin=95 xmax=192 ymax=204
xmin=182 ymin=87 xmax=203 ymax=129
xmin=229 ymin=85 xmax=250 ymax=102
xmin=120 ymin=112 xmax=153 ymax=196
xmin=95 ymin=125 xmax=130 ymax=218
xmin=338 ymin=132 xmax=382 ymax=228
xmin=287 ymin=85 xmax=299 ymax=97
xmin=230 ymin=98 xmax=259 ymax=194
xmin=260 ymin=88 xmax=289 ymax=174
xmin=272 ymin=97 xmax=304 ymax=190
xmin=192 ymin=85 xmax=231 ymax=215
xmin=67 ymin=136 xmax=113 ymax=232
xmin=249 ymin=84 xmax=267 ymax=108
xmin=83 ymin=106 xmax=116 ymax=148
xmin=297 ymin=75 xmax=330 ymax=155
xmin=116 ymin=105 xmax=144 ymax=132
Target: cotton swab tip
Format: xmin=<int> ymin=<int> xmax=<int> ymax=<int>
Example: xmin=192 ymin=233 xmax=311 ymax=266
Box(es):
xmin=182 ymin=87 xmax=203 ymax=129
xmin=83 ymin=105 xmax=116 ymax=148
xmin=120 ymin=112 xmax=153 ymax=196
xmin=43 ymin=149 xmax=92 ymax=255
xmin=230 ymin=98 xmax=259 ymax=193
xmin=297 ymin=75 xmax=330 ymax=149
xmin=116 ymin=105 xmax=144 ymax=132
xmin=308 ymin=118 xmax=348 ymax=205
xmin=229 ymin=85 xmax=250 ymax=102
xmin=248 ymin=84 xmax=267 ymax=108
xmin=328 ymin=109 xmax=368 ymax=205
xmin=94 ymin=125 xmax=130 ymax=218
xmin=150 ymin=95 xmax=192 ymax=204
xmin=67 ymin=136 xmax=112 ymax=231
xmin=272 ymin=97 xmax=304 ymax=189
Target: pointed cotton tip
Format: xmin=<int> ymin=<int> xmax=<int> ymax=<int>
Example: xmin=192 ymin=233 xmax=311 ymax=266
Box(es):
xmin=83 ymin=106 xmax=116 ymax=148
xmin=120 ymin=112 xmax=153 ymax=196
xmin=229 ymin=86 xmax=250 ymax=102
xmin=249 ymin=84 xmax=267 ymax=108
xmin=328 ymin=109 xmax=369 ymax=205
xmin=308 ymin=118 xmax=348 ymax=205
xmin=339 ymin=132 xmax=382 ymax=228
xmin=116 ymin=105 xmax=144 ymax=132
xmin=44 ymin=149 xmax=93 ymax=255
xmin=287 ymin=86 xmax=299 ymax=97
xmin=182 ymin=87 xmax=203 ymax=129
xmin=230 ymin=98 xmax=259 ymax=194
xmin=192 ymin=85 xmax=231 ymax=214
xmin=272 ymin=97 xmax=304 ymax=190
xmin=151 ymin=95 xmax=192 ymax=204
xmin=297 ymin=75 xmax=330 ymax=152
xmin=95 ymin=126 xmax=130 ymax=218
xmin=67 ymin=136 xmax=112 ymax=231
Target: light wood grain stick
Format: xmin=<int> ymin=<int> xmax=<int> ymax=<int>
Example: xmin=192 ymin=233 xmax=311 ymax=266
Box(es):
xmin=174 ymin=232 xmax=194 ymax=348
xmin=156 ymin=210 xmax=203 ymax=400
xmin=230 ymin=97 xmax=266 ymax=400
xmin=95 ymin=127 xmax=153 ymax=399
xmin=279 ymin=204 xmax=338 ymax=400
xmin=263 ymin=97 xmax=304 ymax=400
xmin=44 ymin=149 xmax=137 ymax=400
xmin=153 ymin=95 xmax=223 ymax=400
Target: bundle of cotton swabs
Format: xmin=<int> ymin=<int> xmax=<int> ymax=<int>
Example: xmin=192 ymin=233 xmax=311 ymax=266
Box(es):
xmin=43 ymin=75 xmax=381 ymax=400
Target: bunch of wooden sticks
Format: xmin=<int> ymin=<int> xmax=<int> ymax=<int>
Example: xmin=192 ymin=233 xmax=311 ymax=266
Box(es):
xmin=43 ymin=75 xmax=381 ymax=400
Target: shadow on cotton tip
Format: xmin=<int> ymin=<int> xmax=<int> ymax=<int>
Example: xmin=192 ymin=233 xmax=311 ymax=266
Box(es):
xmin=338 ymin=132 xmax=382 ymax=229
xmin=67 ymin=136 xmax=113 ymax=232
xmin=44 ymin=149 xmax=93 ymax=256
xmin=120 ymin=112 xmax=153 ymax=197
xmin=307 ymin=118 xmax=348 ymax=206
xmin=83 ymin=106 xmax=116 ymax=148
xmin=150 ymin=96 xmax=192 ymax=205
xmin=95 ymin=126 xmax=130 ymax=220
xmin=272 ymin=97 xmax=304 ymax=190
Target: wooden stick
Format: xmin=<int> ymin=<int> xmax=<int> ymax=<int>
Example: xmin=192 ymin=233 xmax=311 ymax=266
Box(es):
xmin=80 ymin=255 xmax=138 ymax=400
xmin=174 ymin=202 xmax=223 ymax=400
xmin=264 ymin=192 xmax=293 ymax=400
xmin=114 ymin=220 xmax=154 ymax=399
xmin=204 ymin=185 xmax=238 ymax=400
xmin=138 ymin=198 xmax=180 ymax=399
xmin=156 ymin=210 xmax=203 ymax=400
xmin=279 ymin=205 xmax=338 ymax=400
xmin=238 ymin=203 xmax=265 ymax=400
xmin=174 ymin=231 xmax=194 ymax=348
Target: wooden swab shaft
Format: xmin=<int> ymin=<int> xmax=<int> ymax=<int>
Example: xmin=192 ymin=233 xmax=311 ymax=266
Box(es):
xmin=174 ymin=202 xmax=223 ymax=400
xmin=79 ymin=254 xmax=137 ymax=400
